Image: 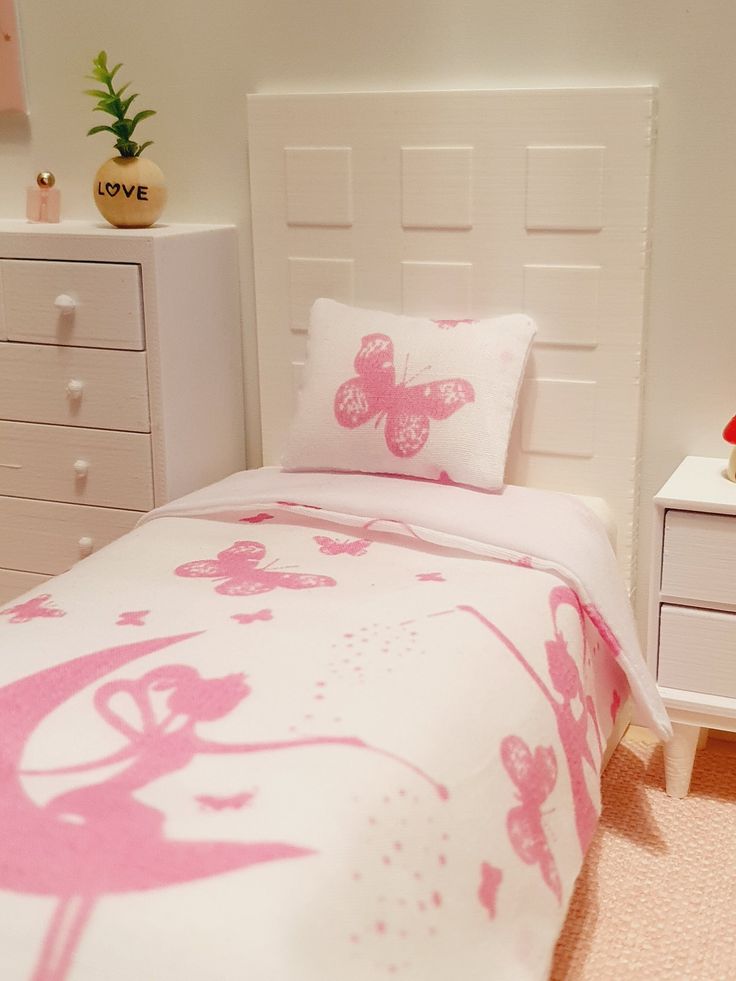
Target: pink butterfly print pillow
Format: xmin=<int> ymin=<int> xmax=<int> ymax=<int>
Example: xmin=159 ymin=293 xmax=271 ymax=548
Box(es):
xmin=282 ymin=299 xmax=537 ymax=491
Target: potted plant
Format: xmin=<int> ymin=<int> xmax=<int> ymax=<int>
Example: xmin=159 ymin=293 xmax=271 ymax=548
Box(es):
xmin=85 ymin=50 xmax=166 ymax=228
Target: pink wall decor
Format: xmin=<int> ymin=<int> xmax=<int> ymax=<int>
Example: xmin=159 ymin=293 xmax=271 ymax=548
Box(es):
xmin=0 ymin=0 xmax=27 ymax=113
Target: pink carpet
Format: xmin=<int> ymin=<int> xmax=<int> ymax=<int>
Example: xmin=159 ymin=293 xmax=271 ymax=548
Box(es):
xmin=551 ymin=730 xmax=736 ymax=980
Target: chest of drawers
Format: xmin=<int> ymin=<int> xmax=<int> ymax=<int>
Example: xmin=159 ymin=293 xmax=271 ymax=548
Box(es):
xmin=0 ymin=221 xmax=244 ymax=604
xmin=647 ymin=455 xmax=736 ymax=796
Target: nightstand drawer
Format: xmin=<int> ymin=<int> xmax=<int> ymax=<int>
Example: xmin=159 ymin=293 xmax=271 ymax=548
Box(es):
xmin=0 ymin=421 xmax=153 ymax=510
xmin=658 ymin=604 xmax=736 ymax=698
xmin=661 ymin=510 xmax=736 ymax=611
xmin=0 ymin=259 xmax=144 ymax=350
xmin=0 ymin=496 xmax=141 ymax=575
xmin=0 ymin=343 xmax=150 ymax=432
xmin=0 ymin=569 xmax=49 ymax=606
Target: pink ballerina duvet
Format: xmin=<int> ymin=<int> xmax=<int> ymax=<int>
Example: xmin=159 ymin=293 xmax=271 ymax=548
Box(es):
xmin=0 ymin=468 xmax=669 ymax=981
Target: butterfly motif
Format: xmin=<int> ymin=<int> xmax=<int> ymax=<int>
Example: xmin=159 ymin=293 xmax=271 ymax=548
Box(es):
xmin=511 ymin=556 xmax=534 ymax=569
xmin=0 ymin=594 xmax=66 ymax=624
xmin=334 ymin=333 xmax=475 ymax=458
xmin=175 ymin=541 xmax=337 ymax=596
xmin=195 ymin=791 xmax=256 ymax=811
xmin=314 ymin=536 xmax=371 ymax=556
xmin=433 ymin=319 xmax=478 ymax=329
xmin=501 ymin=734 xmax=561 ymax=902
xmin=231 ymin=609 xmax=273 ymax=625
xmin=238 ymin=512 xmax=274 ymax=524
xmin=116 ymin=610 xmax=150 ymax=627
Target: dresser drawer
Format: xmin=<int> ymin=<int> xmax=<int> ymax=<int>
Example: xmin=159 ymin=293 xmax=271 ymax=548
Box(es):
xmin=0 ymin=342 xmax=150 ymax=432
xmin=0 ymin=421 xmax=153 ymax=510
xmin=0 ymin=259 xmax=144 ymax=350
xmin=661 ymin=510 xmax=736 ymax=611
xmin=0 ymin=496 xmax=141 ymax=575
xmin=0 ymin=569 xmax=49 ymax=606
xmin=658 ymin=604 xmax=736 ymax=698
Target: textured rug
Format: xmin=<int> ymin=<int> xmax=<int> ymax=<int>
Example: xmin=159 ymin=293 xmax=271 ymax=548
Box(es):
xmin=551 ymin=729 xmax=736 ymax=980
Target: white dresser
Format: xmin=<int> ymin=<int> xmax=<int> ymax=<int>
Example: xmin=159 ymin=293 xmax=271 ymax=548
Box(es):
xmin=0 ymin=220 xmax=245 ymax=604
xmin=647 ymin=455 xmax=736 ymax=796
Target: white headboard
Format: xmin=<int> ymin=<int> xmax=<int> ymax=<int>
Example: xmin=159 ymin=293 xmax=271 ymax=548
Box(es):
xmin=247 ymin=88 xmax=656 ymax=586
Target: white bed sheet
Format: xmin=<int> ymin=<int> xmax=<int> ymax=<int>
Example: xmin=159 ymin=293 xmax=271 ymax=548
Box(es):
xmin=0 ymin=469 xmax=667 ymax=981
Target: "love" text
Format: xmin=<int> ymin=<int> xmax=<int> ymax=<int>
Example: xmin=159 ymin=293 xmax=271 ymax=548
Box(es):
xmin=97 ymin=181 xmax=149 ymax=200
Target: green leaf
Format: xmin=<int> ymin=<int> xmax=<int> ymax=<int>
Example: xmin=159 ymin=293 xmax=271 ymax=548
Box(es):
xmin=115 ymin=138 xmax=137 ymax=158
xmin=83 ymin=88 xmax=109 ymax=99
xmin=87 ymin=124 xmax=118 ymax=136
xmin=131 ymin=109 xmax=156 ymax=126
xmin=93 ymin=103 xmax=122 ymax=118
xmin=135 ymin=140 xmax=154 ymax=156
xmin=120 ymin=94 xmax=139 ymax=115
xmin=112 ymin=119 xmax=132 ymax=138
xmin=108 ymin=63 xmax=123 ymax=81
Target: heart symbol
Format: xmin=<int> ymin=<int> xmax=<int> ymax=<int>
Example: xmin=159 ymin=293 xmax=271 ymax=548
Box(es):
xmin=105 ymin=182 xmax=121 ymax=197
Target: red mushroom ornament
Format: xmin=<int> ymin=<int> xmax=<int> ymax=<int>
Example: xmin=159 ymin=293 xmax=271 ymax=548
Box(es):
xmin=723 ymin=414 xmax=736 ymax=481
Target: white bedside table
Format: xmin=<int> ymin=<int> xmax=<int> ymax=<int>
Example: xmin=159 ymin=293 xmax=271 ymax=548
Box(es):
xmin=647 ymin=455 xmax=736 ymax=797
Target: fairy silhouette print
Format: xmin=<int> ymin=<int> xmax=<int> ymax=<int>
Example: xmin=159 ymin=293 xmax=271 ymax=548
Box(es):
xmin=1 ymin=633 xmax=447 ymax=981
xmin=460 ymin=585 xmax=604 ymax=854
xmin=334 ymin=333 xmax=475 ymax=457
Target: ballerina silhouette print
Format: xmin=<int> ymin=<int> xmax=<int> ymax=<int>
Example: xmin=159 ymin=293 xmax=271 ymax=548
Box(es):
xmin=459 ymin=585 xmax=604 ymax=854
xmin=1 ymin=633 xmax=447 ymax=981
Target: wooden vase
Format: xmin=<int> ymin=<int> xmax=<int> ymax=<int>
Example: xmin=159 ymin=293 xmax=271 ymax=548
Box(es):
xmin=93 ymin=156 xmax=167 ymax=228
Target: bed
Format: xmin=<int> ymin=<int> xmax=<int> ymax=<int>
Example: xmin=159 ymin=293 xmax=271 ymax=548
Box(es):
xmin=0 ymin=88 xmax=669 ymax=981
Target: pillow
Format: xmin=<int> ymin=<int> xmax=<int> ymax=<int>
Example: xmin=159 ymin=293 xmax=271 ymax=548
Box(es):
xmin=282 ymin=298 xmax=537 ymax=490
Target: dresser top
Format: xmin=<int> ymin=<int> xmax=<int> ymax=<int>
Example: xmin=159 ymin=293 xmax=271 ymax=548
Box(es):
xmin=0 ymin=219 xmax=234 ymax=239
xmin=655 ymin=455 xmax=736 ymax=513
xmin=0 ymin=220 xmax=238 ymax=264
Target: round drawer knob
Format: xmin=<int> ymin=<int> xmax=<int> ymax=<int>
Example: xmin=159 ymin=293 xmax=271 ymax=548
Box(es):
xmin=54 ymin=294 xmax=77 ymax=314
xmin=66 ymin=379 xmax=84 ymax=399
xmin=78 ymin=536 xmax=94 ymax=556
xmin=73 ymin=458 xmax=90 ymax=478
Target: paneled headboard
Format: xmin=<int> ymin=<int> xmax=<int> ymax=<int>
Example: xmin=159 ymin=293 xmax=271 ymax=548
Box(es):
xmin=247 ymin=88 xmax=656 ymax=586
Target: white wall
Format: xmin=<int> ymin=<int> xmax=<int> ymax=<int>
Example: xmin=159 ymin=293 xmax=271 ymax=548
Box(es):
xmin=2 ymin=0 xmax=735 ymax=630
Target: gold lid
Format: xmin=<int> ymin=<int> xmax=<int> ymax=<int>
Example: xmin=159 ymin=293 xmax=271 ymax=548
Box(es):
xmin=36 ymin=171 xmax=56 ymax=188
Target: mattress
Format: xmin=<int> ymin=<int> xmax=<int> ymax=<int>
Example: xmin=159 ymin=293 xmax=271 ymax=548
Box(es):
xmin=0 ymin=468 xmax=668 ymax=981
xmin=569 ymin=495 xmax=617 ymax=550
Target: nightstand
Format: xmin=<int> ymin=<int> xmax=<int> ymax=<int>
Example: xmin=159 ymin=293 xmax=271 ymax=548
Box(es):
xmin=647 ymin=455 xmax=736 ymax=796
xmin=0 ymin=221 xmax=245 ymax=604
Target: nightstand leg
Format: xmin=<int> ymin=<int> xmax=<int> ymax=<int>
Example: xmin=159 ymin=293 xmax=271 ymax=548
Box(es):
xmin=663 ymin=723 xmax=700 ymax=798
xmin=697 ymin=728 xmax=709 ymax=750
